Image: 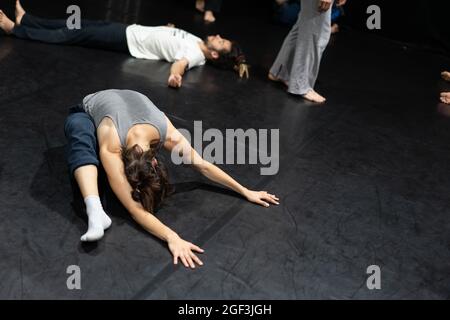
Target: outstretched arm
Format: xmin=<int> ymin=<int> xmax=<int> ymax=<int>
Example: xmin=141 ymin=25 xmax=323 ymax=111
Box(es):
xmin=99 ymin=147 xmax=204 ymax=268
xmin=164 ymin=120 xmax=280 ymax=207
xmin=168 ymin=58 xmax=189 ymax=88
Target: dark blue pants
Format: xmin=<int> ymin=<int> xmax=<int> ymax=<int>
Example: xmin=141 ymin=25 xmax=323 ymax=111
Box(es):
xmin=64 ymin=105 xmax=100 ymax=176
xmin=13 ymin=14 xmax=129 ymax=53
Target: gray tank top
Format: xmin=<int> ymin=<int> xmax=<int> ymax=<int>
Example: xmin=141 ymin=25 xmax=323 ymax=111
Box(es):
xmin=82 ymin=89 xmax=168 ymax=148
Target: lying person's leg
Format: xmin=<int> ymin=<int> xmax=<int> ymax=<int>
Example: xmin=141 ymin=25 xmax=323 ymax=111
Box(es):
xmin=16 ymin=1 xmax=117 ymax=29
xmin=14 ymin=0 xmax=25 ymax=25
xmin=13 ymin=0 xmax=69 ymax=29
xmin=441 ymin=92 xmax=450 ymax=104
xmin=18 ymin=13 xmax=68 ymax=29
xmin=0 ymin=10 xmax=15 ymax=34
xmin=11 ymin=18 xmax=129 ymax=52
xmin=74 ymin=166 xmax=112 ymax=242
xmin=64 ymin=109 xmax=112 ymax=242
xmin=1 ymin=9 xmax=69 ymax=38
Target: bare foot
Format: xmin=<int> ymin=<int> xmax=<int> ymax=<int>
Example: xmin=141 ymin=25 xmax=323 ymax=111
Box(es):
xmin=331 ymin=23 xmax=339 ymax=34
xmin=0 ymin=10 xmax=15 ymax=34
xmin=204 ymin=10 xmax=216 ymax=23
xmin=441 ymin=92 xmax=450 ymax=104
xmin=196 ymin=0 xmax=205 ymax=13
xmin=15 ymin=0 xmax=26 ymax=25
xmin=303 ymin=90 xmax=326 ymax=103
xmin=268 ymin=73 xmax=288 ymax=87
xmin=441 ymin=71 xmax=450 ymax=82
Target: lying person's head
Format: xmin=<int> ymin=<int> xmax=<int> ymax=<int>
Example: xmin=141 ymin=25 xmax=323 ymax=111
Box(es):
xmin=204 ymin=35 xmax=250 ymax=78
xmin=122 ymin=145 xmax=171 ymax=212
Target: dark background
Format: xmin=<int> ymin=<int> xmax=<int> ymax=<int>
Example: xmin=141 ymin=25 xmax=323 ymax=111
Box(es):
xmin=343 ymin=0 xmax=450 ymax=56
xmin=3 ymin=0 xmax=449 ymax=56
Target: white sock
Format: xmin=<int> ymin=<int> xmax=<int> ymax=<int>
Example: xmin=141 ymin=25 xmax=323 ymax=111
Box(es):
xmin=80 ymin=195 xmax=112 ymax=242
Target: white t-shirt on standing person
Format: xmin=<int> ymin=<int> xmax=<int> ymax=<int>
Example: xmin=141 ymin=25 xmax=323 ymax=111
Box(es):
xmin=126 ymin=25 xmax=206 ymax=69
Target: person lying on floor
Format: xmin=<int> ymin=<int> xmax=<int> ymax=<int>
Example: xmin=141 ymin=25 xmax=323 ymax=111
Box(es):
xmin=0 ymin=1 xmax=249 ymax=88
xmin=441 ymin=71 xmax=450 ymax=104
xmin=64 ymin=89 xmax=279 ymax=268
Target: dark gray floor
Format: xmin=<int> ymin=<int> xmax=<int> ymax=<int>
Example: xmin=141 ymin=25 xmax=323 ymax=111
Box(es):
xmin=1 ymin=0 xmax=450 ymax=299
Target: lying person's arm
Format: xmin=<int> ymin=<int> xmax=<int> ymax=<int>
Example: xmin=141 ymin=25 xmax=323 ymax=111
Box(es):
xmin=165 ymin=120 xmax=280 ymax=207
xmin=100 ymin=147 xmax=204 ymax=268
xmin=168 ymin=58 xmax=189 ymax=88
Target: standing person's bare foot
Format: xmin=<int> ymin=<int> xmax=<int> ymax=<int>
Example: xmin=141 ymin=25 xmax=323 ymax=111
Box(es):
xmin=268 ymin=73 xmax=288 ymax=87
xmin=303 ymin=90 xmax=326 ymax=103
xmin=204 ymin=10 xmax=216 ymax=23
xmin=15 ymin=0 xmax=26 ymax=25
xmin=196 ymin=0 xmax=205 ymax=13
xmin=0 ymin=10 xmax=15 ymax=34
xmin=440 ymin=92 xmax=450 ymax=104
xmin=441 ymin=71 xmax=450 ymax=82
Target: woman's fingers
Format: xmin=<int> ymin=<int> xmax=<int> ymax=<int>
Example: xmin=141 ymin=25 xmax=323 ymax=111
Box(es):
xmin=180 ymin=255 xmax=189 ymax=268
xmin=270 ymin=194 xmax=280 ymax=201
xmin=173 ymin=242 xmax=205 ymax=269
xmin=185 ymin=252 xmax=196 ymax=268
xmin=258 ymin=192 xmax=280 ymax=205
xmin=191 ymin=244 xmax=205 ymax=253
xmin=258 ymin=199 xmax=270 ymax=207
xmin=190 ymin=252 xmax=204 ymax=266
xmin=264 ymin=195 xmax=279 ymax=205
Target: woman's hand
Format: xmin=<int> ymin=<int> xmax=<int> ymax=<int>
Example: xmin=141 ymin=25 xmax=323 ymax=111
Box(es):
xmin=244 ymin=189 xmax=280 ymax=207
xmin=167 ymin=234 xmax=204 ymax=269
xmin=168 ymin=74 xmax=183 ymax=88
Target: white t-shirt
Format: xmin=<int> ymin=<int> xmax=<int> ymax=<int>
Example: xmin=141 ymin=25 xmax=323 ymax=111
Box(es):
xmin=126 ymin=25 xmax=206 ymax=70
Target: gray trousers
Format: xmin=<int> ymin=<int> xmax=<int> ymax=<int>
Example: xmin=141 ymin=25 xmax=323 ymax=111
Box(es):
xmin=270 ymin=0 xmax=332 ymax=95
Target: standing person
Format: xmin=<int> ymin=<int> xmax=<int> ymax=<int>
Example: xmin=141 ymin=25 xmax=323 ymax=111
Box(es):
xmin=196 ymin=0 xmax=223 ymax=23
xmin=268 ymin=0 xmax=347 ymax=103
xmin=0 ymin=1 xmax=248 ymax=88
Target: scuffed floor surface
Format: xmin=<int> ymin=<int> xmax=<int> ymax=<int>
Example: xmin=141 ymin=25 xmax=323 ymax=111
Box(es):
xmin=0 ymin=0 xmax=449 ymax=299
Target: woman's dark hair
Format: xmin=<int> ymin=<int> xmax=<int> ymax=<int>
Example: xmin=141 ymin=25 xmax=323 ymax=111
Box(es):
xmin=209 ymin=41 xmax=250 ymax=79
xmin=122 ymin=145 xmax=172 ymax=212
